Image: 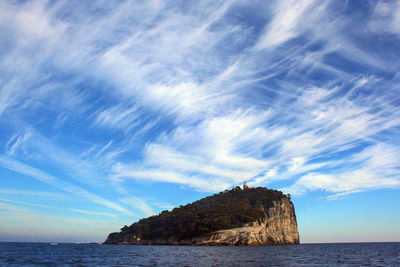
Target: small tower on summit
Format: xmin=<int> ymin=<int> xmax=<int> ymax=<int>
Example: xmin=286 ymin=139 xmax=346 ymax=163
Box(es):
xmin=243 ymin=181 xmax=249 ymax=190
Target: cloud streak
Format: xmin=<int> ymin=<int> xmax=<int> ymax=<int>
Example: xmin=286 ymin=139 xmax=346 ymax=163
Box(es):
xmin=0 ymin=155 xmax=132 ymax=215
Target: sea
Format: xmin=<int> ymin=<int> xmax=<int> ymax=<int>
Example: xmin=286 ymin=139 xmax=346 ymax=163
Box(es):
xmin=0 ymin=242 xmax=399 ymax=266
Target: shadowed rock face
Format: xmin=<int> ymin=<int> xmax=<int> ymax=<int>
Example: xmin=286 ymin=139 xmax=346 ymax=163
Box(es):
xmin=105 ymin=188 xmax=299 ymax=246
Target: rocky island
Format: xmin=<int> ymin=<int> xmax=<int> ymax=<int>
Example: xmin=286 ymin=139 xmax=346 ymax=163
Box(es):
xmin=105 ymin=185 xmax=299 ymax=246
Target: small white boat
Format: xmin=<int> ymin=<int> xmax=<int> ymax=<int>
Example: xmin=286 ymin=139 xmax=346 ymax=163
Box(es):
xmin=50 ymin=242 xmax=58 ymax=245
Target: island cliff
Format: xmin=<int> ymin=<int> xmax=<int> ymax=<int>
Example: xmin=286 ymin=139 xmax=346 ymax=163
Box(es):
xmin=105 ymin=186 xmax=299 ymax=246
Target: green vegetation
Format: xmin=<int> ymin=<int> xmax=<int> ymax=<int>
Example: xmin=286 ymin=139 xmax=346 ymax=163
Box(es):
xmin=108 ymin=186 xmax=288 ymax=241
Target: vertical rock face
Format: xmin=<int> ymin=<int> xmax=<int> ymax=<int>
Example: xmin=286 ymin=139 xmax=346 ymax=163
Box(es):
xmin=105 ymin=187 xmax=300 ymax=246
xmin=194 ymin=198 xmax=299 ymax=245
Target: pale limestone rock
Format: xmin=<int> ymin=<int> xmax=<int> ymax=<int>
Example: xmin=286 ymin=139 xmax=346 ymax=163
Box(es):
xmin=192 ymin=198 xmax=299 ymax=245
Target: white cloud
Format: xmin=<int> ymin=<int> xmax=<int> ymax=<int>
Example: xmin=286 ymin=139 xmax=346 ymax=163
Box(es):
xmin=393 ymin=3 xmax=400 ymax=33
xmin=370 ymin=0 xmax=400 ymax=36
xmin=0 ymin=202 xmax=30 ymax=213
xmin=5 ymin=131 xmax=31 ymax=156
xmin=13 ymin=1 xmax=66 ymax=42
xmin=110 ymin=109 xmax=273 ymax=191
xmin=0 ymin=155 xmax=133 ymax=215
xmin=285 ymin=170 xmax=399 ymax=196
xmin=325 ymin=190 xmax=364 ymax=201
xmin=283 ymin=144 xmax=400 ymax=196
xmin=111 ymin=166 xmax=231 ymax=193
xmin=120 ymin=197 xmax=155 ymax=217
xmin=288 ymin=157 xmax=305 ymax=172
xmin=95 ymin=104 xmax=141 ymax=131
xmin=0 ymin=197 xmax=57 ymax=209
xmin=0 ymin=196 xmax=118 ymax=218
xmin=68 ymin=208 xmax=117 ymax=218
xmin=0 ymin=189 xmax=68 ymax=199
xmin=255 ymin=0 xmax=319 ymax=49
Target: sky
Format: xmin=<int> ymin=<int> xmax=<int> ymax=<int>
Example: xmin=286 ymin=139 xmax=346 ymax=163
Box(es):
xmin=0 ymin=0 xmax=399 ymax=243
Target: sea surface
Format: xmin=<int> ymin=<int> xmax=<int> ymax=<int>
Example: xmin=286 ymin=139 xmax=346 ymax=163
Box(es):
xmin=0 ymin=242 xmax=399 ymax=266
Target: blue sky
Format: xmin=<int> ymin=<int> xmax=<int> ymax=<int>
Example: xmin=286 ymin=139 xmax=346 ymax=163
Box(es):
xmin=0 ymin=0 xmax=399 ymax=243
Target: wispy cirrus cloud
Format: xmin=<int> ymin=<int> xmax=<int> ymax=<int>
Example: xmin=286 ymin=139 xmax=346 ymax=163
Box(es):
xmin=0 ymin=197 xmax=116 ymax=218
xmin=0 ymin=189 xmax=68 ymax=199
xmin=0 ymin=203 xmax=30 ymax=213
xmin=67 ymin=208 xmax=117 ymax=218
xmin=0 ymin=155 xmax=132 ymax=215
xmin=370 ymin=0 xmax=400 ymax=36
xmin=120 ymin=197 xmax=155 ymax=217
xmin=255 ymin=0 xmax=320 ymax=49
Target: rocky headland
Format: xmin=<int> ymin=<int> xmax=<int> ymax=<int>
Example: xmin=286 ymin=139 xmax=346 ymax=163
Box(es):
xmin=105 ymin=186 xmax=299 ymax=246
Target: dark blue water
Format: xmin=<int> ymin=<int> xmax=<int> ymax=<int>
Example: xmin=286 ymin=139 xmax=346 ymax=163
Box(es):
xmin=0 ymin=242 xmax=399 ymax=266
